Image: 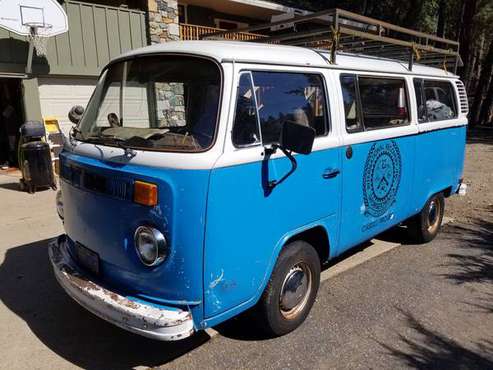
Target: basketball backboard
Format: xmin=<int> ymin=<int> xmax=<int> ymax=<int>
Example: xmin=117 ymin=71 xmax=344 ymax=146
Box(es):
xmin=0 ymin=0 xmax=68 ymax=37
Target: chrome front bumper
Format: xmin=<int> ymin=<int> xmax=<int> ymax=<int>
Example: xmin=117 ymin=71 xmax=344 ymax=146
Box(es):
xmin=48 ymin=235 xmax=194 ymax=341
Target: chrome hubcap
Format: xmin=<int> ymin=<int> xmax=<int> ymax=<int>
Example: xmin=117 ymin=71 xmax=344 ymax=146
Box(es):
xmin=279 ymin=263 xmax=312 ymax=320
xmin=427 ymin=198 xmax=441 ymax=232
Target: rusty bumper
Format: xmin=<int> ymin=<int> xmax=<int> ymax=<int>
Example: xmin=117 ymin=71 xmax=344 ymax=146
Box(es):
xmin=48 ymin=235 xmax=195 ymax=341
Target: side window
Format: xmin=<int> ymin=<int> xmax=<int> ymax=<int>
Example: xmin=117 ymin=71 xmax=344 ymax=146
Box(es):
xmin=232 ymin=73 xmax=261 ymax=147
xmin=358 ymin=77 xmax=409 ymax=129
xmin=251 ymin=71 xmax=328 ymax=145
xmin=340 ymin=74 xmax=362 ymax=132
xmin=413 ymin=78 xmax=427 ymax=123
xmin=423 ymin=80 xmax=457 ymax=121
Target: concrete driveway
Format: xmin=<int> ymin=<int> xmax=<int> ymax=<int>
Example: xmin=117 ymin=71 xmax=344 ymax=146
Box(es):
xmin=0 ymin=151 xmax=492 ymax=369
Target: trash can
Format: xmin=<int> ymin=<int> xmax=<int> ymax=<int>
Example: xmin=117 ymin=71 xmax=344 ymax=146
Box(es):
xmin=20 ymin=141 xmax=56 ymax=193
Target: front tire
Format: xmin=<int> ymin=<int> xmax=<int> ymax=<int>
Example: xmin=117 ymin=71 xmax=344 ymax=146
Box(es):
xmin=408 ymin=193 xmax=445 ymax=243
xmin=255 ymin=241 xmax=321 ymax=337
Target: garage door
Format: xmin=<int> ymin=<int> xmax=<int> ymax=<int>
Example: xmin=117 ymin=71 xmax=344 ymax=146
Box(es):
xmin=38 ymin=77 xmax=98 ymax=135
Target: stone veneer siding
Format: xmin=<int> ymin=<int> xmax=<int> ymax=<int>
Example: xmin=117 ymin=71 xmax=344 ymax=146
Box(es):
xmin=147 ymin=0 xmax=180 ymax=43
xmin=146 ymin=1 xmax=185 ymax=127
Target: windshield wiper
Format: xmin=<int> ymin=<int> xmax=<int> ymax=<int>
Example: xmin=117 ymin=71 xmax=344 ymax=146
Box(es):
xmin=80 ymin=135 xmax=154 ymax=158
xmin=82 ymin=135 xmax=137 ymax=158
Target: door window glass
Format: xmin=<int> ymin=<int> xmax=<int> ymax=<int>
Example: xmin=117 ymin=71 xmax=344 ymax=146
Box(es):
xmin=358 ymin=77 xmax=409 ymax=129
xmin=251 ymin=71 xmax=328 ymax=145
xmin=423 ymin=80 xmax=457 ymax=121
xmin=232 ymin=73 xmax=261 ymax=147
xmin=340 ymin=74 xmax=362 ymax=132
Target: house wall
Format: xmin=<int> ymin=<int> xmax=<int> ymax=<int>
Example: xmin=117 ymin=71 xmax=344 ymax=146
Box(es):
xmin=0 ymin=0 xmax=149 ymax=126
xmin=185 ymin=4 xmax=261 ymax=27
xmin=0 ymin=1 xmax=147 ymax=77
xmin=147 ymin=0 xmax=180 ymax=43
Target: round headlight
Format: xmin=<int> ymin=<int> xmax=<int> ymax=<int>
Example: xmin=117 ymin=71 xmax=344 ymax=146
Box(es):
xmin=134 ymin=226 xmax=168 ymax=266
xmin=56 ymin=190 xmax=64 ymax=220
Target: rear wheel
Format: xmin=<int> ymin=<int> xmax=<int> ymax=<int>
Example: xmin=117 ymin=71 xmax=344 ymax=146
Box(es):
xmin=407 ymin=193 xmax=445 ymax=243
xmin=255 ymin=241 xmax=320 ymax=337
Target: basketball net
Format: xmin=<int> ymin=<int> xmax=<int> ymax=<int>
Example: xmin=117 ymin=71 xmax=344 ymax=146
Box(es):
xmin=26 ymin=23 xmax=53 ymax=57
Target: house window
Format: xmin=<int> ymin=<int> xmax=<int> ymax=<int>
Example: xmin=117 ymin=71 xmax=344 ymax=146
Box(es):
xmin=214 ymin=19 xmax=248 ymax=30
xmin=178 ymin=4 xmax=187 ymax=24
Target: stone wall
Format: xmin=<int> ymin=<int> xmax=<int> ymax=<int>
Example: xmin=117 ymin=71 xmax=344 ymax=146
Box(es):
xmin=147 ymin=0 xmax=180 ymax=43
xmin=146 ymin=1 xmax=184 ymax=127
xmin=156 ymin=83 xmax=186 ymax=127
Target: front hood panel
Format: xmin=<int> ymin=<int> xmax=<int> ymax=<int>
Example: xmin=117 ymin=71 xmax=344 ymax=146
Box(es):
xmin=59 ymin=150 xmax=210 ymax=306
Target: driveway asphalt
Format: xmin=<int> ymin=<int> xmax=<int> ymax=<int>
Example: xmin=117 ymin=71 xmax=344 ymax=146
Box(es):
xmin=0 ymin=168 xmax=492 ymax=369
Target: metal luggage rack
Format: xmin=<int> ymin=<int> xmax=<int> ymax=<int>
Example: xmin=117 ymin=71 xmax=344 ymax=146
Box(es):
xmin=202 ymin=8 xmax=462 ymax=74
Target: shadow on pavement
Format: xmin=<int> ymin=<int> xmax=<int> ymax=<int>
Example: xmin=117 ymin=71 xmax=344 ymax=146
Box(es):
xmin=440 ymin=217 xmax=493 ymax=316
xmin=441 ymin=218 xmax=493 ymax=285
xmin=214 ymin=240 xmax=374 ymax=341
xmin=0 ymin=238 xmax=210 ymax=370
xmin=467 ymin=127 xmax=493 ymax=145
xmin=377 ymin=310 xmax=493 ymax=370
xmin=0 ymin=182 xmax=23 ymax=192
xmin=375 ymin=224 xmax=416 ymax=245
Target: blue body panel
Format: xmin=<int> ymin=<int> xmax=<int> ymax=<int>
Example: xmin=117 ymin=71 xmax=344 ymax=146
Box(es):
xmin=412 ymin=126 xmax=466 ymax=213
xmin=59 ymin=151 xmax=210 ymax=327
xmin=59 ymin=125 xmax=466 ymax=330
xmin=338 ymin=135 xmax=416 ymax=251
xmin=203 ymin=147 xmax=341 ymax=320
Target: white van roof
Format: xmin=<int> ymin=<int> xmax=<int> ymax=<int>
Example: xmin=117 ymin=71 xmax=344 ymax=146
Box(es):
xmin=114 ymin=40 xmax=458 ymax=78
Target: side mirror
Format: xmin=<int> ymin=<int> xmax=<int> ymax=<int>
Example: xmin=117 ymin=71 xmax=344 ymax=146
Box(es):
xmin=280 ymin=121 xmax=315 ymax=155
xmin=68 ymin=105 xmax=85 ymax=125
xmin=264 ymin=122 xmax=316 ymax=191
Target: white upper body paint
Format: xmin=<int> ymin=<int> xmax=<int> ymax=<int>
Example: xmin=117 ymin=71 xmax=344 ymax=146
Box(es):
xmin=66 ymin=41 xmax=468 ymax=170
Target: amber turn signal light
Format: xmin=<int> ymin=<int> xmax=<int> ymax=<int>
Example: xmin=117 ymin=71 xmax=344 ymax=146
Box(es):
xmin=134 ymin=181 xmax=158 ymax=206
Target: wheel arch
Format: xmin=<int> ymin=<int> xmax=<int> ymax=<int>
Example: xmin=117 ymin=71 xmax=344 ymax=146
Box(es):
xmin=201 ymin=222 xmax=333 ymax=329
xmin=283 ymin=225 xmax=330 ymax=267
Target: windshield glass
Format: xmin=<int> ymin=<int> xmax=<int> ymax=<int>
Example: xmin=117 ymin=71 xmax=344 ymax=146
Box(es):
xmin=77 ymin=56 xmax=221 ymax=152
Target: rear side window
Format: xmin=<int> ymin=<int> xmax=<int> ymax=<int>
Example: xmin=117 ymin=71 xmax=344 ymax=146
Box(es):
xmin=340 ymin=74 xmax=409 ymax=132
xmin=421 ymin=80 xmax=457 ymax=122
xmin=232 ymin=71 xmax=328 ymax=147
xmin=358 ymin=77 xmax=409 ymax=129
xmin=413 ymin=79 xmax=427 ymax=123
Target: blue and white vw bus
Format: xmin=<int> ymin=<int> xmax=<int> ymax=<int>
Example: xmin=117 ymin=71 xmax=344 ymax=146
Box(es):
xmin=49 ymin=41 xmax=467 ymax=341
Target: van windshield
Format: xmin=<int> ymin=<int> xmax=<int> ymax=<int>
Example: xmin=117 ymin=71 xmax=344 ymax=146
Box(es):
xmin=77 ymin=56 xmax=221 ymax=152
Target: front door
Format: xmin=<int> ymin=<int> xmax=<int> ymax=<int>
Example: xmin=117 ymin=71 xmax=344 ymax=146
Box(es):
xmin=337 ymin=74 xmax=417 ymax=252
xmin=203 ymin=68 xmax=341 ymax=320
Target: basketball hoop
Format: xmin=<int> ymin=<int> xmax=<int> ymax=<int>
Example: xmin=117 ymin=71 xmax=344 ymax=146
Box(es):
xmin=25 ymin=22 xmax=53 ymax=57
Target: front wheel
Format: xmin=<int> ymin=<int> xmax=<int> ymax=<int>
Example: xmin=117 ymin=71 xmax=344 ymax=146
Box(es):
xmin=407 ymin=193 xmax=445 ymax=243
xmin=254 ymin=241 xmax=321 ymax=337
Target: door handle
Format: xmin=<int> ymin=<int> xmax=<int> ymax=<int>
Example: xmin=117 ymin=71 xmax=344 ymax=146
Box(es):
xmin=322 ymin=168 xmax=340 ymax=179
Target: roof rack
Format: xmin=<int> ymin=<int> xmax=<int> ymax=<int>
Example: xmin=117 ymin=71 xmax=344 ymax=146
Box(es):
xmin=202 ymin=8 xmax=462 ymax=74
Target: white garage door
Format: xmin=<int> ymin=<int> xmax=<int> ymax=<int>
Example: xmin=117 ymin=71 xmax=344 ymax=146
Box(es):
xmin=38 ymin=77 xmax=98 ymax=135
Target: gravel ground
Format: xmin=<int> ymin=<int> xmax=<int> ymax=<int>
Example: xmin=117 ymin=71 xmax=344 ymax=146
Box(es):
xmin=447 ymin=128 xmax=493 ymax=224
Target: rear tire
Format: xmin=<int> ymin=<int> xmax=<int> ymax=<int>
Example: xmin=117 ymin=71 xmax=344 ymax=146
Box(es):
xmin=407 ymin=193 xmax=445 ymax=243
xmin=254 ymin=240 xmax=320 ymax=337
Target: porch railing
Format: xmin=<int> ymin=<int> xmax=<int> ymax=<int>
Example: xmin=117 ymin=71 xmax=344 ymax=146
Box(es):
xmin=180 ymin=23 xmax=265 ymax=42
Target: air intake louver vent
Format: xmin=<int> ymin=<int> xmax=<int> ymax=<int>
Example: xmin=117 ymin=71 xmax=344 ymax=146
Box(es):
xmin=455 ymin=80 xmax=469 ymax=114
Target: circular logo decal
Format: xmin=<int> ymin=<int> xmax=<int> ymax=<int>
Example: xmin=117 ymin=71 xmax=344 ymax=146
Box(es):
xmin=363 ymin=140 xmax=402 ymax=217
